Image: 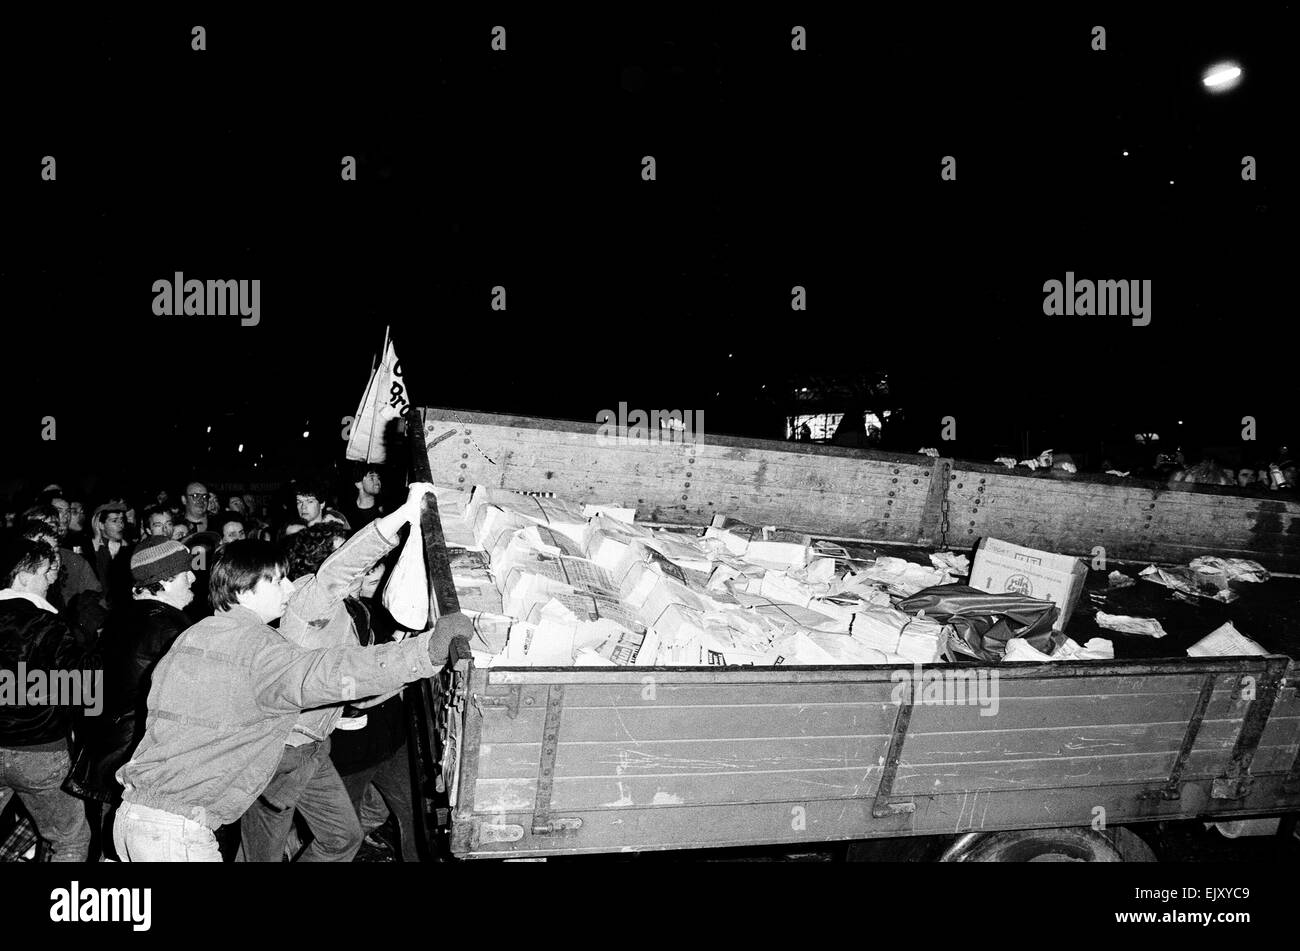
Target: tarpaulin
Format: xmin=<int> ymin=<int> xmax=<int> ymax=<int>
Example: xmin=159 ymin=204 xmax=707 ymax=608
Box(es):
xmin=895 ymin=584 xmax=1063 ymax=663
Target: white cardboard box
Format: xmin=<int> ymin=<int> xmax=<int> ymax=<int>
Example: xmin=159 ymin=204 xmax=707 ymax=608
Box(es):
xmin=971 ymin=537 xmax=1088 ymax=632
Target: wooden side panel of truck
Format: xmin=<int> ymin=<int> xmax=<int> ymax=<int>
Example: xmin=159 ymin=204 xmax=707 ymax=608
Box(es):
xmin=446 ymin=659 xmax=1300 ymax=858
xmin=419 ymin=408 xmax=1300 ymax=572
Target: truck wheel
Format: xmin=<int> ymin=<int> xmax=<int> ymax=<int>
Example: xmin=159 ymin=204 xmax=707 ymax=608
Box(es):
xmin=936 ymin=827 xmax=1157 ymax=862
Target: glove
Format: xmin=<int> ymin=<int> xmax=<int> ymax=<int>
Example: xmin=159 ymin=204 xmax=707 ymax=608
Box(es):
xmin=427 ymin=612 xmax=475 ymax=665
xmin=448 ymin=635 xmax=473 ymax=666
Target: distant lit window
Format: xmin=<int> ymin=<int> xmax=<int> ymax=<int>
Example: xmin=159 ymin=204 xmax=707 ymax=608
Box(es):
xmin=787 ymin=412 xmax=882 ymax=441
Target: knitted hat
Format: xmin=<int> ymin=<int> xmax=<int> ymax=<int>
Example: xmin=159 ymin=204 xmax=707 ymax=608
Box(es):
xmin=130 ymin=536 xmax=192 ymax=587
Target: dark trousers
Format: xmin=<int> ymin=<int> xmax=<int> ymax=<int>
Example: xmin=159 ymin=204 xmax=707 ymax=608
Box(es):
xmin=238 ymin=737 xmax=362 ymax=863
xmin=339 ymin=741 xmax=421 ymax=862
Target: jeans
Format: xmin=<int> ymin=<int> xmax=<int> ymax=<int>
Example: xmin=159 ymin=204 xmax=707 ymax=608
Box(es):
xmin=340 ymin=741 xmax=422 ymax=862
xmin=238 ymin=737 xmax=362 ymax=862
xmin=112 ymin=801 xmax=222 ymax=862
xmin=0 ymin=745 xmax=91 ymax=862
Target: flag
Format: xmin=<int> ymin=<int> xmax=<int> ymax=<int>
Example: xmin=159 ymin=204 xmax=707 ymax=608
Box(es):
xmin=346 ymin=331 xmax=412 ymax=463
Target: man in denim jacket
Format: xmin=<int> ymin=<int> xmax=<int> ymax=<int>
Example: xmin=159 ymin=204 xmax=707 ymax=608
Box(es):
xmin=113 ymin=483 xmax=471 ymax=862
xmin=238 ymin=483 xmax=431 ymax=861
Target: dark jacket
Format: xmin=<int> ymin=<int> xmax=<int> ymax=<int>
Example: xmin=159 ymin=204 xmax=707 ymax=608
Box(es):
xmin=64 ymin=598 xmax=191 ymax=803
xmin=89 ymin=540 xmax=134 ymax=611
xmin=56 ymin=547 xmax=108 ymax=646
xmin=328 ymin=598 xmax=408 ymax=777
xmin=0 ymin=593 xmax=100 ymax=748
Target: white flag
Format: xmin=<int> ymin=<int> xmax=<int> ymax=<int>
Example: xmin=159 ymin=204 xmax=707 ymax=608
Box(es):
xmin=345 ymin=337 xmax=411 ymax=463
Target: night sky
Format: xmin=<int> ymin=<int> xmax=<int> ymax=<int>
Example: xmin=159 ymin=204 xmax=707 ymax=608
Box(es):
xmin=2 ymin=7 xmax=1293 ymax=499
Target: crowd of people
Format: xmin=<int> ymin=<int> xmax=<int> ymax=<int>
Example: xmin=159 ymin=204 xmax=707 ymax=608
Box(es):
xmin=0 ymin=463 xmax=472 ymax=863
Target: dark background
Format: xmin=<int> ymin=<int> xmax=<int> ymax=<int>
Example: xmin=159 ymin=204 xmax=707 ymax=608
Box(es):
xmin=1 ymin=6 xmax=1292 ymax=501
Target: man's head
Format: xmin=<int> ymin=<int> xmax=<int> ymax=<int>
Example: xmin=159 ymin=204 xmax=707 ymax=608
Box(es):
xmin=285 ymin=524 xmax=350 ymax=581
xmin=48 ymin=497 xmax=71 ymax=537
xmin=227 ymin=495 xmax=247 ymax=515
xmin=217 ymin=513 xmax=246 ymax=545
xmin=359 ymin=560 xmax=388 ymax=599
xmin=21 ymin=504 xmax=60 ymax=536
xmin=170 ymin=521 xmax=191 ymax=542
xmin=68 ymin=500 xmax=86 ymax=531
xmin=2 ymin=537 xmax=60 ymax=599
xmin=18 ymin=521 xmax=60 ymax=561
xmin=144 ymin=505 xmax=174 ymax=538
xmin=209 ymin=539 xmax=293 ymax=622
xmin=130 ymin=537 xmax=196 ymax=609
xmin=1237 ymin=468 xmax=1258 ymax=488
xmin=354 ymin=464 xmax=383 ymax=500
xmin=183 ymin=482 xmax=210 ymax=520
xmin=293 ymin=479 xmax=331 ymax=526
xmin=93 ymin=501 xmax=129 ymax=542
xmin=321 ymin=509 xmax=352 ymax=531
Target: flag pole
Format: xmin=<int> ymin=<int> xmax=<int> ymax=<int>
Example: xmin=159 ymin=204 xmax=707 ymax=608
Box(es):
xmin=389 ymin=326 xmax=463 ymax=862
xmin=364 ymin=325 xmax=390 ymax=464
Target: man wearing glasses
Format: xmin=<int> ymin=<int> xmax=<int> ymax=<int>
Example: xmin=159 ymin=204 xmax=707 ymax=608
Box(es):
xmin=182 ymin=482 xmax=213 ymax=536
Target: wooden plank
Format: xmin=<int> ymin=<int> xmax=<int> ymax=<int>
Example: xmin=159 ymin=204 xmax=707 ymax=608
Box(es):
xmin=422 ymin=407 xmax=1300 ymax=569
xmin=457 ymin=775 xmax=1300 ymax=857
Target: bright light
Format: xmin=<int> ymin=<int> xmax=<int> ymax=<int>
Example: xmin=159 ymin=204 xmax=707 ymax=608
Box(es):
xmin=1202 ymin=63 xmax=1243 ymax=92
xmin=237 ymin=444 xmax=244 ymax=453
xmin=1122 ymin=150 xmax=1129 ymax=156
xmin=302 ymin=431 xmax=310 ymax=438
xmin=206 ymin=425 xmax=212 ymax=434
xmin=1169 ymin=180 xmax=1175 ymax=185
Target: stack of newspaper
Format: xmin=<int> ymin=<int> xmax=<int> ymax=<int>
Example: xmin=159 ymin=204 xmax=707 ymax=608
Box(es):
xmin=451 ymin=484 xmax=947 ymax=667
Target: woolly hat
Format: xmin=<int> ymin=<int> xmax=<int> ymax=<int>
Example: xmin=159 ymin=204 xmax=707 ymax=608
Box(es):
xmin=130 ymin=536 xmax=192 ymax=587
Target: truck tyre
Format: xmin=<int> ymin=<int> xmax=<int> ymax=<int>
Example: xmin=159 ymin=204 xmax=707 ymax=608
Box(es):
xmin=936 ymin=827 xmax=1157 ymax=862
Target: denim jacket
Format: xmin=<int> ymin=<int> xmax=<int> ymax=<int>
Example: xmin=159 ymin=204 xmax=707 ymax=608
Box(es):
xmin=278 ymin=521 xmax=399 ymax=746
xmin=117 ymin=604 xmax=439 ymax=829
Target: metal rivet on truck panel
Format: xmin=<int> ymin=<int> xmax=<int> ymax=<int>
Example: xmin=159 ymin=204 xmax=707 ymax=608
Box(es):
xmin=465 ymin=429 xmax=472 ymax=435
xmin=684 ymin=482 xmax=691 ymax=488
xmin=460 ymin=463 xmax=467 ymax=469
xmin=682 ymin=495 xmax=689 ymax=500
xmin=464 ymin=438 xmax=470 ymax=444
xmin=462 ymin=453 xmax=468 ymax=459
xmin=957 ymin=483 xmax=963 ymax=489
xmin=888 ymin=491 xmax=895 ymax=497
xmin=457 ymin=477 xmax=465 ymax=482
xmin=913 ymin=479 xmax=919 ymax=484
xmin=892 ymin=478 xmax=898 ymax=483
xmin=686 ymin=472 xmax=693 ymax=477
xmin=525 ymin=697 xmax=535 ymax=705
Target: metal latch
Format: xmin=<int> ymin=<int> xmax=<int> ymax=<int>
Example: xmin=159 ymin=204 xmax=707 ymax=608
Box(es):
xmin=531 ymin=817 xmax=584 ymax=835
xmin=1211 ymin=775 xmax=1255 ymax=800
xmin=473 ymin=685 xmax=523 ymax=719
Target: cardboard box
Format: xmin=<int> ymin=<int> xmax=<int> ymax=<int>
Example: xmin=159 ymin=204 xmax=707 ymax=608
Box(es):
xmin=971 ymin=537 xmax=1088 ymax=632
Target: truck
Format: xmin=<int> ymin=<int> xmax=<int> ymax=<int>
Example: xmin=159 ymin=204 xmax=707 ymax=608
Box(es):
xmin=407 ymin=407 xmax=1300 ymax=861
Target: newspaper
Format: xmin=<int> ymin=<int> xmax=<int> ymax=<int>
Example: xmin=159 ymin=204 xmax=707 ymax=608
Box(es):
xmin=1186 ymin=622 xmax=1267 ymax=657
xmin=1094 ymin=612 xmax=1167 ymax=638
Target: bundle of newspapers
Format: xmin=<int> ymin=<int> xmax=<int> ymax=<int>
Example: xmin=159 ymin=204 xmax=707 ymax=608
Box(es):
xmin=438 ymin=485 xmax=967 ymax=668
